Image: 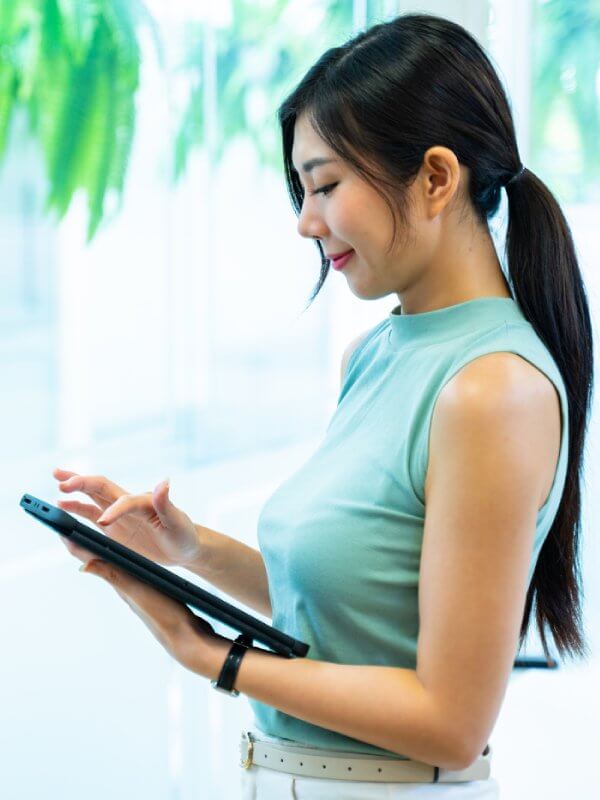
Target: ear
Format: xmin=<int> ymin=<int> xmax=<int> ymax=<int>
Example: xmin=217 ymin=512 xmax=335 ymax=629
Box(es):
xmin=419 ymin=146 xmax=464 ymax=219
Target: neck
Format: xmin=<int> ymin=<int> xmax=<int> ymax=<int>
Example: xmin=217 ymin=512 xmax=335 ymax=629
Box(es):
xmin=397 ymin=221 xmax=511 ymax=315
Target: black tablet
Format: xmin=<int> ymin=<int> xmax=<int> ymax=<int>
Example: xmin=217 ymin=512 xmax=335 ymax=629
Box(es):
xmin=20 ymin=493 xmax=309 ymax=659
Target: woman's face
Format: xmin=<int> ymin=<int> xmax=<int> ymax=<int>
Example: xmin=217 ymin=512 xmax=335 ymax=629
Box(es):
xmin=291 ymin=113 xmax=510 ymax=314
xmin=291 ymin=113 xmax=432 ymax=300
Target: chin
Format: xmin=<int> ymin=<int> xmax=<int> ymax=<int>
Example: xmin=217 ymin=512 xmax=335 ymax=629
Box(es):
xmin=349 ymin=283 xmax=389 ymax=300
xmin=349 ymin=284 xmax=388 ymax=301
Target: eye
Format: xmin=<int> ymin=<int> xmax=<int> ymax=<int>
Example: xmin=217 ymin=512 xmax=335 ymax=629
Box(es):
xmin=310 ymin=182 xmax=338 ymax=197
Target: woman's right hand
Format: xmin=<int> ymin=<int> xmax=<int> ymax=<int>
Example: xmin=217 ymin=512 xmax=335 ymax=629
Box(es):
xmin=52 ymin=468 xmax=205 ymax=569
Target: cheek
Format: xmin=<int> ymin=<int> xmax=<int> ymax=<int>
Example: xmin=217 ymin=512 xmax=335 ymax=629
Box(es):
xmin=349 ymin=195 xmax=395 ymax=245
xmin=328 ymin=199 xmax=359 ymax=232
xmin=331 ymin=200 xmax=376 ymax=243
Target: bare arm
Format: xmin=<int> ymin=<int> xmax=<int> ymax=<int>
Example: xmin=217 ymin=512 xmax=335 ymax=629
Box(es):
xmin=205 ymin=638 xmax=464 ymax=769
xmin=187 ymin=524 xmax=272 ymax=619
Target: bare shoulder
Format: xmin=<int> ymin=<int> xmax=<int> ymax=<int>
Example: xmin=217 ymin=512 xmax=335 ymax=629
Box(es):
xmin=440 ymin=351 xmax=559 ymax=403
xmin=425 ymin=352 xmax=562 ymax=510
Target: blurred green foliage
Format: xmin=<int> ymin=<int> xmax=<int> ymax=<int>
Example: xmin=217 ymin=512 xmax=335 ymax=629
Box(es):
xmin=0 ymin=0 xmax=356 ymax=240
xmin=1 ymin=0 xmax=595 ymax=242
xmin=531 ymin=0 xmax=600 ymax=200
xmin=0 ymin=0 xmax=156 ymax=241
xmin=172 ymin=0 xmax=355 ymax=180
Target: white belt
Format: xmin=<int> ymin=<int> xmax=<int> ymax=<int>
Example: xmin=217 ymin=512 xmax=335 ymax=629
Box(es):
xmin=240 ymin=729 xmax=492 ymax=783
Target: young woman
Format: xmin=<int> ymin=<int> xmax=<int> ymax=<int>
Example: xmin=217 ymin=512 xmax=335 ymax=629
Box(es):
xmin=54 ymin=12 xmax=593 ymax=800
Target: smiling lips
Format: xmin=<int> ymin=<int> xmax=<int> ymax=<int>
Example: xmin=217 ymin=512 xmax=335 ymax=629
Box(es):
xmin=327 ymin=248 xmax=353 ymax=260
xmin=330 ymin=249 xmax=355 ymax=270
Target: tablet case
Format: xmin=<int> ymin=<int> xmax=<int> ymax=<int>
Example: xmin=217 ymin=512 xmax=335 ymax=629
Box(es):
xmin=20 ymin=493 xmax=309 ymax=659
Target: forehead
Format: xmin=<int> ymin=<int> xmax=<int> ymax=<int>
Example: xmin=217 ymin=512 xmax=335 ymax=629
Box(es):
xmin=291 ymin=115 xmax=337 ymax=173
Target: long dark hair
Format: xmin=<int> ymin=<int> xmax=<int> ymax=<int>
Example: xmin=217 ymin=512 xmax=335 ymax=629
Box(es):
xmin=277 ymin=13 xmax=593 ymax=662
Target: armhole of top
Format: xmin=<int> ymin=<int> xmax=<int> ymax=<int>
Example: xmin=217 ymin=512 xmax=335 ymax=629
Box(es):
xmin=419 ymin=341 xmax=568 ymax=516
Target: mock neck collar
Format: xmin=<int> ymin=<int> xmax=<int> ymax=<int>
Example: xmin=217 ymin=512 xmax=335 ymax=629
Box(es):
xmin=388 ymin=296 xmax=525 ymax=349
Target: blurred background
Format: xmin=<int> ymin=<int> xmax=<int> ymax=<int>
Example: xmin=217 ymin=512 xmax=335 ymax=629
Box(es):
xmin=1 ymin=0 xmax=598 ymax=797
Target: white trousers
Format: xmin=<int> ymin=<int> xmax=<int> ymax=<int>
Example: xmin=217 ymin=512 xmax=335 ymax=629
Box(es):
xmin=240 ymin=763 xmax=500 ymax=798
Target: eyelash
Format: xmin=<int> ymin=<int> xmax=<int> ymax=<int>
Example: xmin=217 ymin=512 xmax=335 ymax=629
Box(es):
xmin=310 ymin=182 xmax=338 ymax=197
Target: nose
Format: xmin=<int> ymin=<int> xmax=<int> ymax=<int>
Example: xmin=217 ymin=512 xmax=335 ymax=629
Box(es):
xmin=297 ymin=197 xmax=328 ymax=241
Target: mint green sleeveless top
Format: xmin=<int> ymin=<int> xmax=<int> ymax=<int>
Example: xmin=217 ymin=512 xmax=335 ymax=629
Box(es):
xmin=249 ymin=297 xmax=569 ymax=756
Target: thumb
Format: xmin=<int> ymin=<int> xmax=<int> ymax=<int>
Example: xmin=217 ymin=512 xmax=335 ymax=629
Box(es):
xmin=152 ymin=478 xmax=177 ymax=519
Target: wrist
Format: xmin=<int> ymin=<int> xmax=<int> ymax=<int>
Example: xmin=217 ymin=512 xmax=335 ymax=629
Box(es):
xmin=182 ymin=524 xmax=218 ymax=577
xmin=204 ymin=636 xmax=233 ymax=681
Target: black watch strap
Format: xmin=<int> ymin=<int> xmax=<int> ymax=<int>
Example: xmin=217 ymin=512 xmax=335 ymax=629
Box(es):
xmin=211 ymin=634 xmax=253 ymax=697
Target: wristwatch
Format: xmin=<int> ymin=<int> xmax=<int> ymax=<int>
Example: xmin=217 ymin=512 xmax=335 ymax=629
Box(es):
xmin=210 ymin=634 xmax=254 ymax=697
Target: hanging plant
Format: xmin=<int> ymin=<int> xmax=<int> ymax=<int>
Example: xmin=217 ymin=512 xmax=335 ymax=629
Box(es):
xmin=0 ymin=0 xmax=158 ymax=241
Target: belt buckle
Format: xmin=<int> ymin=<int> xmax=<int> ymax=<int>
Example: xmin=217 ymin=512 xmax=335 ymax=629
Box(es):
xmin=240 ymin=731 xmax=255 ymax=769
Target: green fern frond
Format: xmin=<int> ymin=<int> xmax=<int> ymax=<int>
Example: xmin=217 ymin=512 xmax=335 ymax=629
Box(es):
xmin=0 ymin=0 xmax=151 ymax=242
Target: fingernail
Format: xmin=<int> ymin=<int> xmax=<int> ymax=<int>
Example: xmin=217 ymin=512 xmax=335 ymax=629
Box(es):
xmin=97 ymin=516 xmax=108 ymax=525
xmin=79 ymin=563 xmax=89 ymax=573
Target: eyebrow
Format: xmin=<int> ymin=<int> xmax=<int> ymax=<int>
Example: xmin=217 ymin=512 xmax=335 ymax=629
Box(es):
xmin=293 ymin=157 xmax=336 ymax=174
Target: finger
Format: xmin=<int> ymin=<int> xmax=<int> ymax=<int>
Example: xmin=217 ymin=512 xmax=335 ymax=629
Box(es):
xmin=56 ymin=499 xmax=103 ymax=523
xmin=53 ymin=468 xmax=78 ymax=480
xmin=55 ymin=472 xmax=128 ymax=510
xmin=96 ymin=492 xmax=154 ymax=527
xmin=55 ymin=471 xmax=126 ymax=499
xmin=58 ymin=534 xmax=97 ymax=564
xmin=82 ymin=559 xmax=112 ymax=578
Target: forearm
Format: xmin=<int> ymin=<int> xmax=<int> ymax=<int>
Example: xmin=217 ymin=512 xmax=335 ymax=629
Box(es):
xmin=186 ymin=525 xmax=272 ymax=618
xmin=206 ymin=640 xmax=465 ymax=771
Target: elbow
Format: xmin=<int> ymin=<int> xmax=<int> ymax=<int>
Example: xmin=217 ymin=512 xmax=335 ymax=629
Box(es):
xmin=448 ymin=731 xmax=489 ymax=772
xmin=447 ymin=748 xmax=476 ymax=773
xmin=401 ymin=684 xmax=476 ymax=771
xmin=404 ymin=680 xmax=487 ymax=771
xmin=433 ymin=717 xmax=485 ymax=772
xmin=438 ymin=743 xmax=472 ymax=773
xmin=432 ymin=698 xmax=492 ymax=771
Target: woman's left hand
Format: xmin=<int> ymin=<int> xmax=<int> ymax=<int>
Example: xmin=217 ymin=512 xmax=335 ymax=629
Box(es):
xmin=80 ymin=558 xmax=232 ymax=679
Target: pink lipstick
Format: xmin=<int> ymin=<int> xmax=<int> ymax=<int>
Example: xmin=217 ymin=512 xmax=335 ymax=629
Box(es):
xmin=330 ymin=249 xmax=354 ymax=270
